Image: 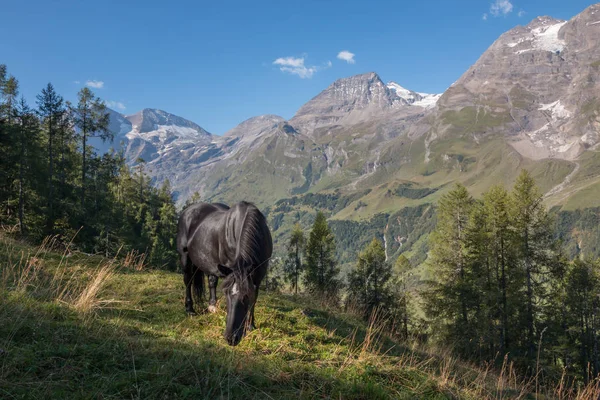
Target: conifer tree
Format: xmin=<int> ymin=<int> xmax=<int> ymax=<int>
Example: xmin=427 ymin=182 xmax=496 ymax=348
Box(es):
xmin=563 ymin=259 xmax=600 ymax=382
xmin=425 ymin=183 xmax=478 ymax=354
xmin=0 ymin=74 xmax=19 ymax=221
xmin=347 ymin=238 xmax=392 ymax=319
xmin=36 ymin=83 xmax=66 ymax=232
xmin=510 ymin=169 xmax=556 ymax=360
xmin=304 ymin=211 xmax=341 ymax=303
xmin=14 ymin=97 xmax=41 ymax=235
xmin=284 ymin=223 xmax=305 ymax=295
xmin=392 ymin=254 xmax=412 ymax=339
xmin=483 ymin=185 xmax=514 ymax=356
xmin=71 ymin=87 xmax=111 ymax=208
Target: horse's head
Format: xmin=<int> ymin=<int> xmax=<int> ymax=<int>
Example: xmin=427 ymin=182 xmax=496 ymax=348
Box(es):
xmin=218 ymin=264 xmax=256 ymax=346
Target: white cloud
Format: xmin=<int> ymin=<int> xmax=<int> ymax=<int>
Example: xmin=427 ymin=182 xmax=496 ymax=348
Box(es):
xmin=106 ymin=100 xmax=126 ymax=111
xmin=74 ymin=80 xmax=81 ymax=84
xmin=482 ymin=13 xmax=488 ymax=20
xmin=325 ymin=60 xmax=333 ymax=68
xmin=337 ymin=50 xmax=355 ymax=64
xmin=490 ymin=0 xmax=513 ymax=16
xmin=518 ymin=10 xmax=526 ymax=17
xmin=85 ymin=80 xmax=104 ymax=89
xmin=273 ymin=56 xmax=318 ymax=79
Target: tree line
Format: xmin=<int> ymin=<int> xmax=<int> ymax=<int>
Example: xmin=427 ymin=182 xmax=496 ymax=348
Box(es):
xmin=270 ymin=170 xmax=599 ymax=386
xmin=425 ymin=170 xmax=599 ymax=385
xmin=0 ymin=64 xmax=178 ymax=269
xmin=271 ymin=210 xmax=411 ymax=340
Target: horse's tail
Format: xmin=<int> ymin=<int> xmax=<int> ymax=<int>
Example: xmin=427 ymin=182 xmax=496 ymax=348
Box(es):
xmin=193 ymin=268 xmax=205 ymax=303
xmin=177 ymin=213 xmax=190 ymax=272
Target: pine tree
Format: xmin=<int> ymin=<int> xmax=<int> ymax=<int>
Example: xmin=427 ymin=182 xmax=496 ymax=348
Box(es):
xmin=563 ymin=259 xmax=600 ymax=383
xmin=392 ymin=254 xmax=412 ymax=339
xmin=13 ymin=97 xmax=42 ymax=235
xmin=71 ymin=87 xmax=111 ymax=209
xmin=264 ymin=257 xmax=285 ymax=292
xmin=304 ymin=211 xmax=341 ymax=303
xmin=510 ymin=170 xmax=556 ymax=360
xmin=0 ymin=74 xmax=19 ymax=222
xmin=425 ymin=183 xmax=478 ymax=354
xmin=36 ymin=83 xmax=66 ymax=232
xmin=284 ymin=223 xmax=305 ymax=295
xmin=468 ymin=185 xmax=516 ymax=359
xmin=483 ymin=185 xmax=514 ymax=356
xmin=347 ymin=238 xmax=392 ymax=319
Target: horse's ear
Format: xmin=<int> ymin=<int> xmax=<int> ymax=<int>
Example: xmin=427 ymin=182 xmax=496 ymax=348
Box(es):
xmin=217 ymin=264 xmax=233 ymax=276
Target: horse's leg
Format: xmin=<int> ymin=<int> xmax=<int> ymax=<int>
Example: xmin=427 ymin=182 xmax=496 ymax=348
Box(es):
xmin=183 ymin=260 xmax=196 ymax=316
xmin=248 ymin=285 xmax=259 ymax=331
xmin=192 ymin=266 xmax=205 ymax=308
xmin=208 ymin=274 xmax=218 ymax=313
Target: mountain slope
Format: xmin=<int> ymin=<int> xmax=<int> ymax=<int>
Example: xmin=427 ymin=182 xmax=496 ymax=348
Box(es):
xmin=99 ymin=3 xmax=600 ymax=264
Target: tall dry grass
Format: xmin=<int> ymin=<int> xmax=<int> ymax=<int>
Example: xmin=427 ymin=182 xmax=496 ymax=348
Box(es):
xmin=337 ymin=304 xmax=600 ymax=399
xmin=1 ymin=234 xmax=121 ymax=314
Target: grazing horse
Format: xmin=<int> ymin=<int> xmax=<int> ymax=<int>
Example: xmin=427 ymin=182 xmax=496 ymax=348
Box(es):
xmin=176 ymin=201 xmax=272 ymax=346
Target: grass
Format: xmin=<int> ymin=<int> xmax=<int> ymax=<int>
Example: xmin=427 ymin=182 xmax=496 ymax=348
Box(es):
xmin=2 ymin=235 xmax=600 ymax=399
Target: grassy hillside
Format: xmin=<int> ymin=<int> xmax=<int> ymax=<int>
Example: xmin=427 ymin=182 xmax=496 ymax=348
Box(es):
xmin=5 ymin=235 xmax=598 ymax=399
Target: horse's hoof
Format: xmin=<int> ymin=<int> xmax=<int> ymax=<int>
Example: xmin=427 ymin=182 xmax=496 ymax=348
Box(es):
xmin=208 ymin=305 xmax=217 ymax=313
xmin=186 ymin=310 xmax=197 ymax=316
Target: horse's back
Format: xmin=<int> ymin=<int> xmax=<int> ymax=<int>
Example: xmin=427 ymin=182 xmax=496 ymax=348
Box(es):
xmin=177 ymin=202 xmax=229 ymax=253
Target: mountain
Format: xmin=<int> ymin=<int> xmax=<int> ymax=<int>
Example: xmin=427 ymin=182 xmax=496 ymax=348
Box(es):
xmin=437 ymin=9 xmax=600 ymax=161
xmin=100 ymin=3 xmax=600 ymax=266
xmin=123 ymin=108 xmax=212 ymax=162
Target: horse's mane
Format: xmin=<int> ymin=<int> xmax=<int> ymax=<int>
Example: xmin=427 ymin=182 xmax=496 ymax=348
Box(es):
xmin=222 ymin=202 xmax=266 ymax=297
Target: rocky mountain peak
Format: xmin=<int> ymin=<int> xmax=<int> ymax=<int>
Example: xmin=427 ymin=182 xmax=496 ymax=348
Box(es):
xmin=292 ymin=72 xmax=398 ymax=119
xmin=125 ymin=108 xmax=211 ymax=137
xmin=223 ymin=114 xmax=285 ymax=138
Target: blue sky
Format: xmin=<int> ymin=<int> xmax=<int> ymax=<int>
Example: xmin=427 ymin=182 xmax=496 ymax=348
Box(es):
xmin=0 ymin=0 xmax=595 ymax=134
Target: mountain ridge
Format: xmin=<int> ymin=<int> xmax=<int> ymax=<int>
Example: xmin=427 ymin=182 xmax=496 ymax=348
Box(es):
xmin=97 ymin=2 xmax=600 ymax=264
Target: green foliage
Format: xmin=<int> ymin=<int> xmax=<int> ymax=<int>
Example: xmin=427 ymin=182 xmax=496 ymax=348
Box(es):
xmin=0 ymin=64 xmax=177 ymax=269
xmin=263 ymin=257 xmax=285 ymax=292
xmin=329 ymin=213 xmax=388 ymax=266
xmin=561 ymin=259 xmax=600 ymax=381
xmin=393 ymin=182 xmax=438 ymax=199
xmin=441 ymin=106 xmax=511 ymax=133
xmin=554 ymin=206 xmax=600 ymax=259
xmin=283 ymin=223 xmax=305 ymax=295
xmin=71 ymin=87 xmax=111 ymax=209
xmin=274 ymin=189 xmax=371 ymax=215
xmin=425 ymin=183 xmax=478 ymax=354
xmin=346 ymin=238 xmax=393 ymax=319
xmin=423 ymin=172 xmax=600 ymax=384
xmin=304 ymin=211 xmax=342 ymax=303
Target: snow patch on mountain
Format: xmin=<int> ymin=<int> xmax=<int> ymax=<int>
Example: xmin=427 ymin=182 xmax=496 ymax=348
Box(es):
xmin=532 ymin=21 xmax=567 ymax=52
xmin=538 ymin=100 xmax=572 ymax=121
xmin=509 ymin=20 xmax=567 ymax=54
xmin=387 ymin=82 xmax=417 ymax=102
xmin=386 ymin=82 xmax=440 ymax=109
xmin=127 ymin=125 xmax=206 ymax=142
xmin=414 ymin=93 xmax=442 ymax=109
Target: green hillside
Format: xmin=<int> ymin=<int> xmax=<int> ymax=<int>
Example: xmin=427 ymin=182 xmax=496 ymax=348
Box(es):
xmin=2 ymin=234 xmax=586 ymax=400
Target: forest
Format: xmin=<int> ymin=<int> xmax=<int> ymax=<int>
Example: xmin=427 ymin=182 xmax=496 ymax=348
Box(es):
xmin=0 ymin=64 xmax=178 ymax=270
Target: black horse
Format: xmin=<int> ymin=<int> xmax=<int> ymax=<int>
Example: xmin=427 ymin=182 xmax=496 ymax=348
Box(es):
xmin=176 ymin=201 xmax=272 ymax=346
